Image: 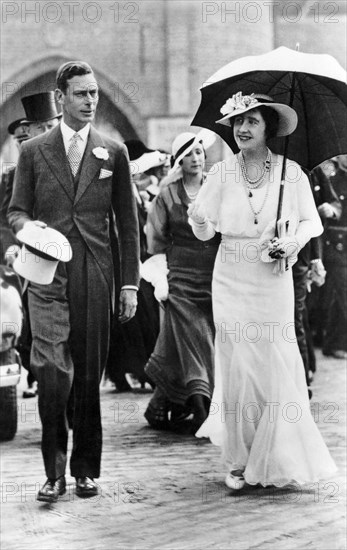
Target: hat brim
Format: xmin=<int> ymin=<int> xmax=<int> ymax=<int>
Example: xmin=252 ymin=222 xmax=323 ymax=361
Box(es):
xmin=26 ymin=113 xmax=62 ymax=124
xmin=131 ymin=151 xmax=166 ymax=174
xmin=16 ymin=226 xmax=72 ymax=262
xmin=13 ymin=246 xmax=59 ymax=285
xmin=216 ymin=102 xmax=298 ymax=137
xmin=169 ymin=136 xmax=204 ymax=176
xmin=8 ymin=119 xmax=30 ymax=135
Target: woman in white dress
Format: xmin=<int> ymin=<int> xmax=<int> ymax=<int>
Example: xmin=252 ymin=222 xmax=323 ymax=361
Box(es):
xmin=188 ymin=92 xmax=337 ymax=490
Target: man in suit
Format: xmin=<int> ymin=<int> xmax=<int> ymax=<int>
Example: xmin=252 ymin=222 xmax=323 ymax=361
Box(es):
xmin=293 ymin=167 xmax=341 ymax=396
xmin=320 ymin=155 xmax=347 ymax=359
xmin=1 ymin=96 xmax=62 ymax=398
xmin=0 ymin=118 xmax=30 ymax=262
xmin=8 ymin=61 xmax=140 ymax=502
xmin=1 ymin=93 xmax=62 ymax=266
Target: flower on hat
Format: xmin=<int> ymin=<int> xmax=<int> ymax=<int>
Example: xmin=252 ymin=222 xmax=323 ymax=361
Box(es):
xmin=220 ymin=92 xmax=259 ymax=116
xmin=93 ymin=147 xmax=109 ymax=160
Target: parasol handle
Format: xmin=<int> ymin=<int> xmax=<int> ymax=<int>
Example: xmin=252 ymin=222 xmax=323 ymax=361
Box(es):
xmin=274 ymin=70 xmax=297 ymax=237
xmin=274 ymin=147 xmax=288 ymax=238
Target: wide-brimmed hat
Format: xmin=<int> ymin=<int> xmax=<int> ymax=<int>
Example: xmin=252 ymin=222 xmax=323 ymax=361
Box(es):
xmin=125 ymin=140 xmax=167 ymax=175
xmin=216 ymin=92 xmax=298 ymax=137
xmin=169 ymin=129 xmax=216 ymax=175
xmin=8 ymin=118 xmax=30 ymax=135
xmin=125 ymin=139 xmax=154 ymax=160
xmin=13 ymin=225 xmax=72 ymax=285
xmin=21 ymin=92 xmax=62 ymax=123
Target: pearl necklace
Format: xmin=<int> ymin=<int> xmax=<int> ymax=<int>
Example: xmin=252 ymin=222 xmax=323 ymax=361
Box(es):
xmin=239 ymin=148 xmax=272 ymax=191
xmin=239 ymin=151 xmax=272 ymax=225
xmin=244 ymin=180 xmax=271 ymax=224
xmin=182 ymin=181 xmax=200 ymax=201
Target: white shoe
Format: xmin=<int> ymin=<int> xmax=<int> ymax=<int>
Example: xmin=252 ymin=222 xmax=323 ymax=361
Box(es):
xmin=225 ymin=471 xmax=245 ymax=490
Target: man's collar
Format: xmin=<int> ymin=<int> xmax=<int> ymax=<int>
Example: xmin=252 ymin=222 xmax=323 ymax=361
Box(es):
xmin=61 ymin=119 xmax=90 ymax=141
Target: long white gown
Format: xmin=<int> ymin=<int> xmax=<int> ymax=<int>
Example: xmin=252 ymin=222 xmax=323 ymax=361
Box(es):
xmin=192 ymin=153 xmax=337 ymax=487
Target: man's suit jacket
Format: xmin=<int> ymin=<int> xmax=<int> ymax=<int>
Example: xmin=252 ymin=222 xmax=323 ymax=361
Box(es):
xmin=0 ymin=168 xmax=18 ymax=264
xmin=8 ymin=124 xmax=140 ymax=294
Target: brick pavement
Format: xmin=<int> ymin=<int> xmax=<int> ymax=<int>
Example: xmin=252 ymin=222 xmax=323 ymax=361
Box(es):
xmin=1 ymin=350 xmax=346 ymax=550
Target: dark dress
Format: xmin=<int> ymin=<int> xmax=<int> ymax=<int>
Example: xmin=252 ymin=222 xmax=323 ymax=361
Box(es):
xmin=145 ymin=178 xmax=220 ymax=405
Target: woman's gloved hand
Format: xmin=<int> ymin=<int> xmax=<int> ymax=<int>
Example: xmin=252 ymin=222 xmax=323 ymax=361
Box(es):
xmin=140 ymin=254 xmax=169 ymax=302
xmin=187 ymin=202 xmax=207 ymax=225
xmin=153 ymin=277 xmax=169 ymax=302
xmin=268 ymin=236 xmax=300 ymax=260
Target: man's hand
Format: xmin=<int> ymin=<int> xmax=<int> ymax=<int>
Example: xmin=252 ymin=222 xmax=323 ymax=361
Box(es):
xmin=23 ymin=220 xmax=47 ymax=230
xmin=317 ymin=202 xmax=336 ymax=219
xmin=118 ymin=289 xmax=137 ymax=324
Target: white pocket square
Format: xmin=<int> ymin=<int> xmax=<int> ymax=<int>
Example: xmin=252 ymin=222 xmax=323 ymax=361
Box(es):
xmin=99 ymin=169 xmax=113 ymax=179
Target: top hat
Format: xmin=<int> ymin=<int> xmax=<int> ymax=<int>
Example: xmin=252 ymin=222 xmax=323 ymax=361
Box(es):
xmin=216 ymin=92 xmax=298 ymax=137
xmin=125 ymin=140 xmax=167 ymax=175
xmin=13 ymin=225 xmax=72 ymax=285
xmin=21 ymin=92 xmax=62 ymax=123
xmin=8 ymin=118 xmax=30 ymax=135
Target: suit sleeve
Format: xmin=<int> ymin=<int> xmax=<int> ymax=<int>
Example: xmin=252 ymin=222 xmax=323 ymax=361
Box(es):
xmin=112 ymin=144 xmax=140 ymax=287
xmin=0 ymin=170 xmax=14 ymax=228
xmin=311 ymin=167 xmax=342 ymax=220
xmin=7 ymin=142 xmax=35 ymax=233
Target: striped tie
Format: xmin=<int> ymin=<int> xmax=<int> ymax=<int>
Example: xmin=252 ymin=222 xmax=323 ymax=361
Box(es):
xmin=67 ymin=133 xmax=82 ymax=177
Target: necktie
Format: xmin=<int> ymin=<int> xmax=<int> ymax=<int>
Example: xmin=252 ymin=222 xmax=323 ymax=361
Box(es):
xmin=67 ymin=133 xmax=82 ymax=177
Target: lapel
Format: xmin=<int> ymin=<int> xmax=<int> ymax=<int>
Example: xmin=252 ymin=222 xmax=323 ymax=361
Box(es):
xmin=39 ymin=125 xmax=75 ymax=202
xmin=74 ymin=127 xmax=105 ymax=205
xmin=175 ymin=178 xmax=189 ymax=207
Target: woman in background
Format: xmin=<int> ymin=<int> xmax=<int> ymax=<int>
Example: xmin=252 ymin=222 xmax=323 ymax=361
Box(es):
xmin=144 ymin=132 xmax=220 ymax=433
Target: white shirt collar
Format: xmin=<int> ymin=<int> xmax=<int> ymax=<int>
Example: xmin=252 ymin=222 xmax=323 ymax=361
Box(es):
xmin=61 ymin=120 xmax=90 ymax=143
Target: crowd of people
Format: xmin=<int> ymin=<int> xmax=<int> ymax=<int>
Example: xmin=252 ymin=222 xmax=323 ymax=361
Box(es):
xmin=0 ymin=59 xmax=345 ymax=502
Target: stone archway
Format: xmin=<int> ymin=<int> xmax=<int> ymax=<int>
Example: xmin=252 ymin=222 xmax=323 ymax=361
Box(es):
xmin=0 ymin=55 xmax=147 ymax=157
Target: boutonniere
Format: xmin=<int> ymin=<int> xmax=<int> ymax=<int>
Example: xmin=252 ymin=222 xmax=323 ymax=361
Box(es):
xmin=93 ymin=147 xmax=109 ymax=160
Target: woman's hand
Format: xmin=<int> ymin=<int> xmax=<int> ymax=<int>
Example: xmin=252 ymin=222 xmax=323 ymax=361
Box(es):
xmin=187 ymin=202 xmax=207 ymax=225
xmin=268 ymin=236 xmax=299 ymax=260
xmin=154 ymin=277 xmax=169 ymax=302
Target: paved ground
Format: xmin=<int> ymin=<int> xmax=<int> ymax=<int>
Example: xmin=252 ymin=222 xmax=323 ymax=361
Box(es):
xmin=1 ymin=350 xmax=346 ymax=550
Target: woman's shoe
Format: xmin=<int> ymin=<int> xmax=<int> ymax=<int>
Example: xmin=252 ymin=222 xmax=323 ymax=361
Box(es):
xmin=144 ymin=403 xmax=169 ymax=430
xmin=225 ymin=470 xmax=245 ymax=490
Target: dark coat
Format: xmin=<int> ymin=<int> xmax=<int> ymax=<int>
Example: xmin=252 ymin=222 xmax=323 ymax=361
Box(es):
xmin=7 ymin=123 xmax=140 ymax=479
xmin=8 ymin=124 xmax=139 ymax=293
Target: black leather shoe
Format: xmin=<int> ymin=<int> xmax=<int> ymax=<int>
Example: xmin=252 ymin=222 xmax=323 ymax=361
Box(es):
xmin=37 ymin=476 xmax=66 ymax=503
xmin=75 ymin=477 xmax=99 ymax=498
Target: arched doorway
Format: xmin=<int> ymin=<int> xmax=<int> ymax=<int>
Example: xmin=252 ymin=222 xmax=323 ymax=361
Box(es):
xmin=0 ymin=56 xmax=147 ymax=165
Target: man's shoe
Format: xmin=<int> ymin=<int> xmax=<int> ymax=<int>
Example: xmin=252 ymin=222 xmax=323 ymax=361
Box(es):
xmin=23 ymin=382 xmax=38 ymax=398
xmin=37 ymin=476 xmax=66 ymax=503
xmin=75 ymin=477 xmax=99 ymax=498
